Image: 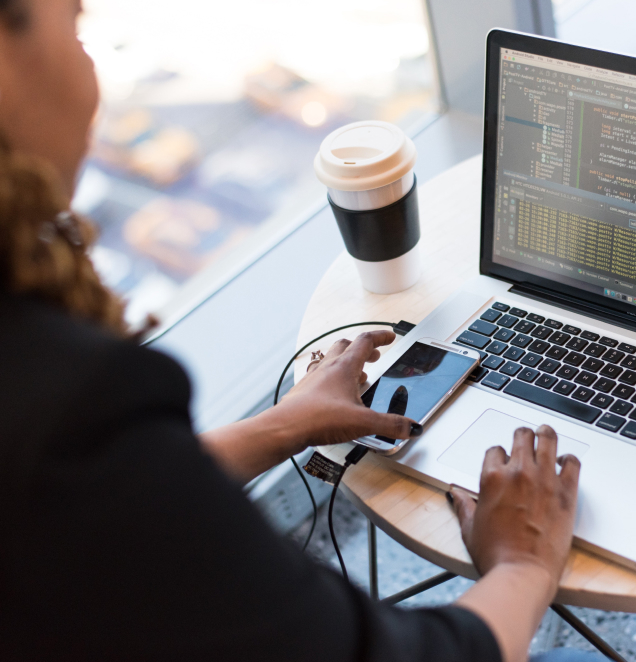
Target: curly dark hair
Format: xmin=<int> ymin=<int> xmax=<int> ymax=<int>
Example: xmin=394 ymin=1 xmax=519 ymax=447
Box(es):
xmin=0 ymin=0 xmax=132 ymax=335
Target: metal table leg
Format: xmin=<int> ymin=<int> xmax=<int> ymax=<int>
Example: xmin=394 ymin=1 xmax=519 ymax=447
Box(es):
xmin=381 ymin=571 xmax=456 ymax=606
xmin=368 ymin=519 xmax=379 ymax=600
xmin=551 ymin=604 xmax=627 ymax=662
xmin=366 ymin=518 xmax=625 ymax=660
xmin=367 ymin=516 xmax=457 ymax=606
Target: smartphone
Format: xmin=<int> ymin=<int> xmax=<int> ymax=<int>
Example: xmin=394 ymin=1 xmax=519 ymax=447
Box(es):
xmin=357 ymin=337 xmax=481 ymax=455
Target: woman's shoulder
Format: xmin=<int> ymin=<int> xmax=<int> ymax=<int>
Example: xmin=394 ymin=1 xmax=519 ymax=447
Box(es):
xmin=0 ymin=289 xmax=143 ymax=348
xmin=0 ymin=291 xmax=192 ymax=435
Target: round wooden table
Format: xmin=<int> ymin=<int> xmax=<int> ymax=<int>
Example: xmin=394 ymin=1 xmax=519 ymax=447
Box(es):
xmin=294 ymin=154 xmax=636 ymax=613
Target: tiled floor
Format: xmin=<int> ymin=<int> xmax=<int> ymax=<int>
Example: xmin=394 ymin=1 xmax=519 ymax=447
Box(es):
xmin=287 ymin=2 xmax=636 ymax=659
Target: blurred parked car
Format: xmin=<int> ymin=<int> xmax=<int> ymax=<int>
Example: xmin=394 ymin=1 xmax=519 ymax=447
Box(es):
xmin=124 ymin=197 xmax=251 ymax=275
xmin=93 ymin=109 xmax=200 ymax=186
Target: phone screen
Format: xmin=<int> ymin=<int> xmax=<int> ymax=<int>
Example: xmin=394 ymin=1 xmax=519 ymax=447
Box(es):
xmin=361 ymin=342 xmax=477 ymax=444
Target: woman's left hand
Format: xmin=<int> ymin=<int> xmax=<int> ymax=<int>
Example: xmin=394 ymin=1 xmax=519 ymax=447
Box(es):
xmin=277 ymin=329 xmax=421 ymax=449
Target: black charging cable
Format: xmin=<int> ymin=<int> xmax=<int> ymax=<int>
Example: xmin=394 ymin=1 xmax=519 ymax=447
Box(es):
xmin=273 ymin=320 xmax=416 ymax=554
xmin=328 ymin=444 xmax=370 ymax=581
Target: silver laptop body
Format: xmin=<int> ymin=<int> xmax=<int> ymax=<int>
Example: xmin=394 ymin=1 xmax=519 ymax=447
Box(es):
xmin=367 ymin=30 xmax=636 ymax=571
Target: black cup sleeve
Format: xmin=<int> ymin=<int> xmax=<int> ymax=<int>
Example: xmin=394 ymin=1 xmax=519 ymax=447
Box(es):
xmin=328 ymin=176 xmax=420 ymax=263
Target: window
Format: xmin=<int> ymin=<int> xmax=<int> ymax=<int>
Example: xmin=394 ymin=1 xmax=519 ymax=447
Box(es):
xmin=76 ymin=0 xmax=438 ymax=325
xmin=553 ymin=0 xmax=635 ymax=58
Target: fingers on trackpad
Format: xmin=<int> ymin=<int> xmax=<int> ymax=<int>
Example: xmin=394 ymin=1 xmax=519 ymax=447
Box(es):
xmin=437 ymin=409 xmax=589 ymax=478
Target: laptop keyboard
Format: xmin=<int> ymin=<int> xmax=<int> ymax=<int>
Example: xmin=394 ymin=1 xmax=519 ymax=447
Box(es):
xmin=455 ymin=302 xmax=636 ymax=442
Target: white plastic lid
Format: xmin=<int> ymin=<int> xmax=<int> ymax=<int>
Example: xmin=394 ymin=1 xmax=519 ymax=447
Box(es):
xmin=314 ymin=120 xmax=417 ymax=192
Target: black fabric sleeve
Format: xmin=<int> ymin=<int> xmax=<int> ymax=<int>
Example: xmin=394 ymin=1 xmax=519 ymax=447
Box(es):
xmin=0 ymin=338 xmax=502 ymax=662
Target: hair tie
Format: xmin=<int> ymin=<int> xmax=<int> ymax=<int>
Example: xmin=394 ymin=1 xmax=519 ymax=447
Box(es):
xmin=39 ymin=211 xmax=85 ymax=249
xmin=55 ymin=211 xmax=84 ymax=248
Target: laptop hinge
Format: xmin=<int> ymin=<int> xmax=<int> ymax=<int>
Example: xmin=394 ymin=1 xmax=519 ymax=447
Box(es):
xmin=509 ymin=283 xmax=636 ymax=333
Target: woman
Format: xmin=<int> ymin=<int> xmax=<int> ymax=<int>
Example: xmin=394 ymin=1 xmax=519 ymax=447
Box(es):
xmin=0 ymin=1 xmax=601 ymax=660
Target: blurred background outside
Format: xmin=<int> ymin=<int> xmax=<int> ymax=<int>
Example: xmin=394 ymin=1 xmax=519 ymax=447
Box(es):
xmin=76 ymin=0 xmax=636 ymax=326
xmin=76 ymin=0 xmax=436 ymax=326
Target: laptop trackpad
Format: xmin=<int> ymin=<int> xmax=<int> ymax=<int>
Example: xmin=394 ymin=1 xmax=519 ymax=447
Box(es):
xmin=438 ymin=409 xmax=590 ymax=479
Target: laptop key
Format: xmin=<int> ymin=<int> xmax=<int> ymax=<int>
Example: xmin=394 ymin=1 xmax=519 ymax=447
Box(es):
xmin=596 ymin=413 xmax=626 ymax=433
xmin=584 ymin=343 xmax=606 ymax=358
xmin=549 ymin=332 xmax=571 ymax=346
xmin=563 ymin=351 xmax=585 ymax=367
xmin=509 ymin=307 xmax=527 ymax=318
xmin=469 ymin=320 xmax=498 ymax=337
xmin=526 ymin=313 xmax=545 ymax=324
xmin=514 ymin=320 xmax=536 ymax=334
xmin=563 ymin=325 xmax=582 ymax=335
xmin=536 ymin=374 xmax=558 ymax=389
xmin=503 ymin=346 xmax=525 ymax=361
xmin=590 ymin=393 xmax=614 ymax=409
xmin=520 ymin=352 xmax=542 ymax=367
xmin=603 ymin=350 xmax=625 ymax=365
xmin=480 ymin=309 xmax=502 ymax=323
xmin=528 ymin=340 xmax=550 ymax=354
xmin=621 ymin=355 xmax=636 ymax=369
xmin=503 ymin=380 xmax=602 ymax=423
xmin=481 ymin=373 xmax=510 ymax=390
xmin=554 ymin=380 xmax=576 ymax=396
xmin=544 ymin=319 xmax=563 ymax=330
xmin=614 ymin=384 xmax=636 ymax=400
xmin=566 ymin=337 xmax=588 ymax=352
xmin=545 ymin=346 xmax=568 ymax=360
xmin=600 ymin=364 xmax=622 ymax=379
xmin=456 ymin=331 xmax=490 ymax=350
xmin=494 ymin=328 xmax=515 ymax=342
xmin=482 ymin=355 xmax=505 ymax=370
xmin=581 ymin=357 xmax=603 ymax=373
xmin=612 ymin=384 xmax=636 ymax=402
xmin=618 ymin=343 xmax=636 ymax=354
xmin=572 ymin=387 xmax=594 ymax=402
xmin=531 ymin=326 xmax=553 ymax=340
xmin=599 ymin=337 xmax=618 ymax=347
xmin=595 ymin=378 xmax=617 ymax=394
xmin=468 ymin=367 xmax=489 ymax=383
xmin=556 ymin=365 xmax=579 ymax=380
xmin=485 ymin=340 xmax=508 ymax=355
xmin=619 ymin=370 xmax=636 ymax=386
xmin=492 ymin=302 xmax=510 ymax=312
xmin=581 ymin=331 xmax=600 ymax=341
xmin=620 ymin=421 xmax=636 ymax=440
xmin=518 ymin=368 xmax=539 ymax=383
xmin=610 ymin=400 xmax=633 ymax=417
xmin=497 ymin=314 xmax=519 ymax=329
xmin=574 ymin=371 xmax=597 ymax=387
xmin=511 ymin=334 xmax=533 ymax=349
xmin=538 ymin=359 xmax=561 ymax=374
xmin=500 ymin=361 xmax=522 ymax=377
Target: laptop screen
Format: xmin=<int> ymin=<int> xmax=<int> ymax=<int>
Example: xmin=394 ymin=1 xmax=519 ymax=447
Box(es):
xmin=491 ymin=45 xmax=636 ymax=308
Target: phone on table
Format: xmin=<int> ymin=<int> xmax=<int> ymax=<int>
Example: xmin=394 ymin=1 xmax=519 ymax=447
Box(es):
xmin=357 ymin=337 xmax=481 ymax=455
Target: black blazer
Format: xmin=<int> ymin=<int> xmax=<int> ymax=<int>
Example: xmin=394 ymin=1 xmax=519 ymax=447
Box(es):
xmin=0 ymin=293 xmax=499 ymax=662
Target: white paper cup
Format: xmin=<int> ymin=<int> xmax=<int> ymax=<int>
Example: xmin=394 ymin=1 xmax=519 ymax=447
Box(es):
xmin=327 ymin=170 xmax=414 ymax=212
xmin=314 ymin=121 xmax=420 ymax=294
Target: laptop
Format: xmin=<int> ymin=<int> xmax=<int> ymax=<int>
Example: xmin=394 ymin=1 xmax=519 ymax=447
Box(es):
xmin=369 ymin=29 xmax=636 ymax=571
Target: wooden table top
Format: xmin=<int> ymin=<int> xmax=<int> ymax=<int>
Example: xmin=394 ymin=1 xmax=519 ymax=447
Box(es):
xmin=294 ymin=154 xmax=636 ymax=612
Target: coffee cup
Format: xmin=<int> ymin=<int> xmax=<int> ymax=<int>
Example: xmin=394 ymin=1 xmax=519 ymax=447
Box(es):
xmin=314 ymin=120 xmax=421 ymax=294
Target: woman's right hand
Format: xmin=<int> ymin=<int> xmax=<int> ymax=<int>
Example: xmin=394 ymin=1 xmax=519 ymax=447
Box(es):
xmin=451 ymin=425 xmax=581 ymax=593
